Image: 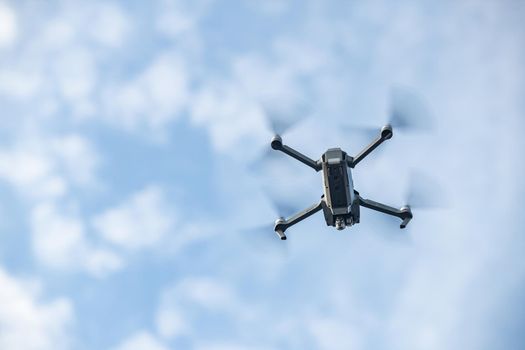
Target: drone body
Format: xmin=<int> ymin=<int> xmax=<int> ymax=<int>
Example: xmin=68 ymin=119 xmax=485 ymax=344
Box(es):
xmin=271 ymin=125 xmax=412 ymax=240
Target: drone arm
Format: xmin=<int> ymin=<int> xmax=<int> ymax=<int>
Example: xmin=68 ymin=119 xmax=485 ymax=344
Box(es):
xmin=274 ymin=199 xmax=324 ymax=240
xmin=358 ymin=196 xmax=412 ymax=228
xmin=348 ymin=125 xmax=393 ymax=168
xmin=271 ymin=135 xmax=322 ymax=171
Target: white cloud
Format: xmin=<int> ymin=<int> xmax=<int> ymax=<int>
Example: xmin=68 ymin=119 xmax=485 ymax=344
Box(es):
xmin=154 ymin=275 xmax=368 ymax=348
xmin=0 ymin=67 xmax=43 ymax=99
xmin=53 ymin=46 xmax=97 ymax=102
xmin=155 ymin=0 xmax=211 ymax=38
xmin=156 ymin=277 xmax=239 ymax=339
xmin=0 ymin=133 xmax=100 ymax=199
xmin=49 ymin=134 xmax=100 ymax=186
xmin=0 ymin=132 xmax=121 ymax=277
xmin=83 ymin=248 xmax=124 ymax=278
xmin=93 ymin=185 xmax=175 ymax=251
xmin=188 ymin=45 xmax=328 ymax=160
xmin=0 ymin=2 xmax=131 ymax=120
xmin=176 ymin=278 xmax=237 ymax=309
xmin=156 ymin=308 xmax=187 ymax=340
xmin=0 ymin=150 xmax=61 ymax=197
xmin=161 ymin=222 xmax=218 ymax=256
xmin=232 ymin=54 xmax=309 ymax=120
xmin=31 ymin=202 xmax=88 ymax=269
xmin=248 ymin=0 xmax=291 ymax=16
xmin=194 ymin=344 xmax=270 ymax=350
xmin=0 ymin=2 xmax=16 ymax=48
xmin=103 ymin=53 xmax=189 ymax=132
xmin=190 ymin=80 xmax=272 ymax=160
xmin=39 ymin=18 xmax=76 ymax=49
xmin=112 ymin=331 xmax=169 ymax=350
xmin=30 ymin=201 xmax=123 ymax=277
xmin=0 ymin=267 xmax=72 ymax=350
xmin=34 ymin=2 xmax=129 ymax=50
xmin=308 ymin=318 xmax=362 ymax=350
xmin=88 ymin=3 xmax=130 ymax=47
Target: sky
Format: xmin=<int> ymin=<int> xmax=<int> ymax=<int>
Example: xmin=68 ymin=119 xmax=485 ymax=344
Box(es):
xmin=0 ymin=0 xmax=524 ymax=349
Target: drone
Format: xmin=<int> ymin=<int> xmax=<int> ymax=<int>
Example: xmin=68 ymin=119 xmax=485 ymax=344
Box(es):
xmin=271 ymin=124 xmax=412 ymax=240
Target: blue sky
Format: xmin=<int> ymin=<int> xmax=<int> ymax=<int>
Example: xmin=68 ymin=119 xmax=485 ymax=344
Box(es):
xmin=0 ymin=0 xmax=524 ymax=349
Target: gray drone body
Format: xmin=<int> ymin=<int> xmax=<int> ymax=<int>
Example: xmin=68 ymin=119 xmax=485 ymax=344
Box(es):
xmin=271 ymin=125 xmax=412 ymax=240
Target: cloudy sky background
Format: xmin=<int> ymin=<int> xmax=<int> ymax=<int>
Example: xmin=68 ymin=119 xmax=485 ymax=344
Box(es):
xmin=0 ymin=0 xmax=524 ymax=349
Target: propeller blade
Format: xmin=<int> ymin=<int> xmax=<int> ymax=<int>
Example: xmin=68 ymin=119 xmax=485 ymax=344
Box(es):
xmin=361 ymin=210 xmax=413 ymax=243
xmin=238 ymin=223 xmax=290 ymax=257
xmin=249 ymin=103 xmax=309 ymax=173
xmin=404 ymin=170 xmax=447 ymax=209
xmin=268 ymin=113 xmax=299 ymax=136
xmin=389 ymin=87 xmax=434 ymax=131
xmin=262 ymin=94 xmax=311 ymax=135
xmin=263 ymin=188 xmax=305 ymax=219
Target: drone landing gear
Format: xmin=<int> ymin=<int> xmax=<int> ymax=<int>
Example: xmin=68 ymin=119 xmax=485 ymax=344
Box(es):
xmin=274 ymin=199 xmax=325 ymax=240
xmin=358 ymin=196 xmax=413 ymax=228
